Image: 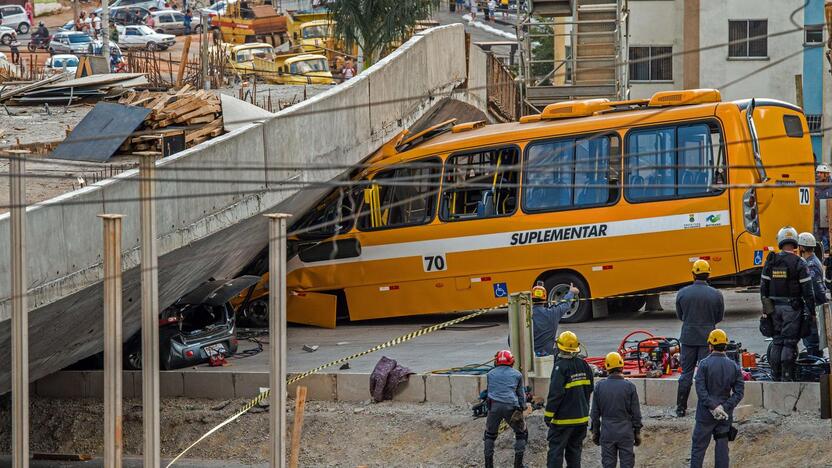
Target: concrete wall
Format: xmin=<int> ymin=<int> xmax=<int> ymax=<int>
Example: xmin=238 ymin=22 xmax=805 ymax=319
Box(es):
xmin=0 ymin=24 xmax=473 ymax=393
xmin=34 ymin=370 xmax=823 ymax=416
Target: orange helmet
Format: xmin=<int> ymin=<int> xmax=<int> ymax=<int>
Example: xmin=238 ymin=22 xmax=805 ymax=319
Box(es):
xmin=495 ymin=349 xmax=515 ymax=366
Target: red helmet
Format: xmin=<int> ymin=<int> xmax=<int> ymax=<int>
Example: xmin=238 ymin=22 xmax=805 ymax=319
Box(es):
xmin=495 ymin=349 xmax=515 ymax=366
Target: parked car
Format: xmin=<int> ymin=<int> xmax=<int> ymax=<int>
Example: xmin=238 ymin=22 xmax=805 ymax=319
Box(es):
xmin=59 ymin=20 xmax=76 ymax=31
xmin=117 ymin=24 xmax=175 ymax=50
xmin=150 ymin=9 xmax=202 ymax=35
xmin=0 ymin=4 xmax=30 ymax=34
xmin=109 ymin=0 xmax=160 ymax=12
xmin=44 ymin=54 xmax=80 ymax=75
xmin=123 ymin=276 xmax=260 ymax=370
xmin=49 ymin=31 xmax=97 ymax=55
xmin=93 ymin=6 xmax=152 ymax=25
xmin=199 ymin=0 xmax=230 ymax=23
xmin=0 ymin=24 xmax=15 ymax=45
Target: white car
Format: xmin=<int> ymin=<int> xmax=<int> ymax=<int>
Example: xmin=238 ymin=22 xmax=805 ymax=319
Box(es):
xmin=117 ymin=24 xmax=175 ymax=50
xmin=44 ymin=54 xmax=80 ymax=75
xmin=0 ymin=24 xmax=15 ymax=45
xmin=0 ymin=4 xmax=30 ymax=34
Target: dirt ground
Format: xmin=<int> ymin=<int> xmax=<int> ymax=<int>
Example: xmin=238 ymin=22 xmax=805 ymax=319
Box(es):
xmin=0 ymin=396 xmax=830 ymax=467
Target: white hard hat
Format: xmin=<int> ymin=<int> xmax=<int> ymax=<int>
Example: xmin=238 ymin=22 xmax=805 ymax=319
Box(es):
xmin=777 ymin=226 xmax=799 ymax=249
xmin=817 ymin=164 xmax=832 ymax=174
xmin=798 ymin=232 xmax=817 ymax=248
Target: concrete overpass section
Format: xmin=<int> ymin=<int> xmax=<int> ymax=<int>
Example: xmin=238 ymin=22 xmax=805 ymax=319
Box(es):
xmin=0 ymin=23 xmax=491 ymax=394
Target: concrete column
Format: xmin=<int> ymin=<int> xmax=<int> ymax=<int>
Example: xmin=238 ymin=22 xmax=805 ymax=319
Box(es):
xmin=553 ymin=18 xmax=566 ymax=85
xmin=683 ymin=0 xmax=700 ymax=89
xmin=266 ymin=213 xmax=291 ymax=468
xmin=139 ymin=154 xmax=160 ymax=468
xmin=100 ymin=214 xmax=124 ymax=468
xmin=9 ymin=149 xmax=30 ymax=468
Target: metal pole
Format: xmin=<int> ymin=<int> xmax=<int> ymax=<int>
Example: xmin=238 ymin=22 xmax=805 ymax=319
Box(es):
xmin=102 ymin=0 xmax=110 ymax=66
xmin=139 ymin=154 xmax=160 ymax=468
xmin=100 ymin=214 xmax=124 ymax=468
xmin=201 ymin=11 xmax=209 ymax=90
xmin=265 ymin=213 xmax=291 ymax=468
xmin=9 ymin=149 xmax=30 ymax=468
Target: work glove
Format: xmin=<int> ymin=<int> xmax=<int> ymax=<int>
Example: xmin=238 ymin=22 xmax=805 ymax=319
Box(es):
xmin=711 ymin=405 xmax=729 ymax=421
xmin=591 ymin=431 xmax=600 ymax=446
xmin=634 ymin=430 xmax=641 ymax=447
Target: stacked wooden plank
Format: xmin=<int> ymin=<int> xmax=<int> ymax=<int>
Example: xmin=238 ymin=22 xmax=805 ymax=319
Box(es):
xmin=116 ymin=85 xmax=224 ymax=153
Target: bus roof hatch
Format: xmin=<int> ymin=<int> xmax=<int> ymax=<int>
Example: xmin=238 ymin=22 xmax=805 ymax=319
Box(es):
xmin=648 ymin=89 xmax=721 ymax=107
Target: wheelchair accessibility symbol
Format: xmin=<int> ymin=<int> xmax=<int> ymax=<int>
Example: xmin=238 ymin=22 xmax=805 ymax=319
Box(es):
xmin=753 ymin=250 xmax=763 ymax=266
xmin=493 ymin=282 xmax=508 ymax=298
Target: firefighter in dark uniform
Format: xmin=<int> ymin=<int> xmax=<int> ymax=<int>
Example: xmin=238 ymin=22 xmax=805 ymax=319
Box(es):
xmin=674 ymin=259 xmax=725 ymax=417
xmin=798 ymin=232 xmax=826 ymax=357
xmin=531 ymin=282 xmax=579 ymax=357
xmin=545 ymin=331 xmax=593 ymax=468
xmin=760 ymin=226 xmax=816 ymax=381
xmin=483 ymin=349 xmax=528 ymax=468
xmin=590 ymin=352 xmax=642 ymax=468
xmin=690 ymin=329 xmax=745 ymax=468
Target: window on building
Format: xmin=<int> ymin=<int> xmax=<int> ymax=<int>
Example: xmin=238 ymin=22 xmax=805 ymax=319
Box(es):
xmin=728 ymin=20 xmax=768 ymax=58
xmin=805 ymin=114 xmax=822 ymax=135
xmin=523 ymin=135 xmax=621 ymax=212
xmin=626 ymin=123 xmax=725 ymax=201
xmin=358 ymin=160 xmax=440 ymax=230
xmin=440 ymin=147 xmax=519 ymax=221
xmin=805 ymin=24 xmax=824 ymax=45
xmin=629 ymin=46 xmax=672 ymax=81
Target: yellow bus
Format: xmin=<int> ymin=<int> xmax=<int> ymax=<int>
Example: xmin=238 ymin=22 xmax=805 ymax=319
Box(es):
xmin=285 ymin=89 xmax=815 ymax=328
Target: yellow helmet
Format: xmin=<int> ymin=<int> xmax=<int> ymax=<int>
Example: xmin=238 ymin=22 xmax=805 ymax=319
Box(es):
xmin=556 ymin=331 xmax=581 ymax=353
xmin=708 ymin=328 xmax=728 ymax=346
xmin=532 ymin=283 xmax=547 ymax=301
xmin=692 ymin=259 xmax=711 ymax=275
xmin=604 ymin=351 xmax=624 ymax=371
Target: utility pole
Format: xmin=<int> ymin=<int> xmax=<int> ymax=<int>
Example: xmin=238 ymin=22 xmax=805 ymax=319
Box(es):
xmin=139 ymin=153 xmax=161 ymax=468
xmin=100 ymin=214 xmax=124 ymax=468
xmin=9 ymin=149 xmax=30 ymax=468
xmin=102 ymin=0 xmax=110 ymax=68
xmin=265 ymin=213 xmax=291 ymax=468
xmin=201 ymin=11 xmax=209 ymax=90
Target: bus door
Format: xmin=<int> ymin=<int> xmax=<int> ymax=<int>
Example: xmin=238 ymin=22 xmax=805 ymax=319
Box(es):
xmin=740 ymin=103 xmax=815 ymax=270
xmin=343 ymin=158 xmax=444 ymax=320
xmin=623 ymin=121 xmax=732 ymax=285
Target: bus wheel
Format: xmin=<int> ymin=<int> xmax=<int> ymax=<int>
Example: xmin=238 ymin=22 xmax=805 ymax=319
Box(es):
xmin=544 ymin=272 xmax=591 ymax=323
xmin=609 ymin=296 xmax=647 ymax=315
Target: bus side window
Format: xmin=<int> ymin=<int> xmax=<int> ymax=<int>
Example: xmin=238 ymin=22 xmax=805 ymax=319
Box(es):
xmin=626 ymin=122 xmax=724 ymax=201
xmin=523 ymin=134 xmax=620 ymax=212
xmin=439 ymin=147 xmax=519 ymax=221
xmin=356 ymin=159 xmax=441 ymax=230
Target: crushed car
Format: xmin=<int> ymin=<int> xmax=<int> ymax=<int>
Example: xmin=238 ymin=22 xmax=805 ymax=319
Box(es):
xmin=124 ymin=275 xmax=260 ymax=370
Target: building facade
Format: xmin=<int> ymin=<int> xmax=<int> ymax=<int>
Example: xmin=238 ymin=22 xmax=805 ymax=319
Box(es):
xmin=627 ymin=0 xmax=830 ymax=161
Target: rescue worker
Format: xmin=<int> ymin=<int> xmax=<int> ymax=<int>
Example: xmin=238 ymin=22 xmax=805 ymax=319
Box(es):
xmin=590 ymin=352 xmax=642 ymax=468
xmin=760 ymin=226 xmax=816 ymax=381
xmin=690 ymin=329 xmax=744 ymax=468
xmin=531 ymin=282 xmax=580 ymax=357
xmin=483 ymin=349 xmax=528 ymax=468
xmin=798 ymin=232 xmax=826 ymax=357
xmin=545 ymin=331 xmax=593 ymax=468
xmin=674 ymin=259 xmax=725 ymax=417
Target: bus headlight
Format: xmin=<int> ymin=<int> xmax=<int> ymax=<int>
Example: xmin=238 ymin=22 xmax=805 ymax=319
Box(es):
xmin=742 ymin=188 xmax=760 ymax=236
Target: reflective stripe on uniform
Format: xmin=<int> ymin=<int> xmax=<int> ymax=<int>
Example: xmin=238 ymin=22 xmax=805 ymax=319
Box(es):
xmin=761 ymin=275 xmax=771 ymax=280
xmin=552 ymin=416 xmax=590 ymax=425
xmin=800 ymin=276 xmax=811 ymax=283
xmin=564 ymin=379 xmax=591 ymax=389
xmin=544 ymin=410 xmax=555 ymax=418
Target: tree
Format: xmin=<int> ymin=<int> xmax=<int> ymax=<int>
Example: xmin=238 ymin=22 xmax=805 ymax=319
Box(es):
xmin=329 ymin=0 xmax=437 ymax=69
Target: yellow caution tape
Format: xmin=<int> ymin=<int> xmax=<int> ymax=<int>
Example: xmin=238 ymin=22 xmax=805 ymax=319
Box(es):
xmin=166 ymin=305 xmax=500 ymax=467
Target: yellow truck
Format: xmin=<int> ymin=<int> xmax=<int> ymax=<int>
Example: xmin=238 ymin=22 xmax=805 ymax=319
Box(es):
xmin=215 ymin=0 xmax=287 ymax=45
xmin=221 ymin=42 xmax=276 ymax=75
xmin=253 ymin=52 xmax=336 ymax=85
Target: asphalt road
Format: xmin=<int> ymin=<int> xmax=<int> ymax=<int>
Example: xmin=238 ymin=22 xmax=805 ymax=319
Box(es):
xmin=200 ymin=289 xmax=794 ymax=376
